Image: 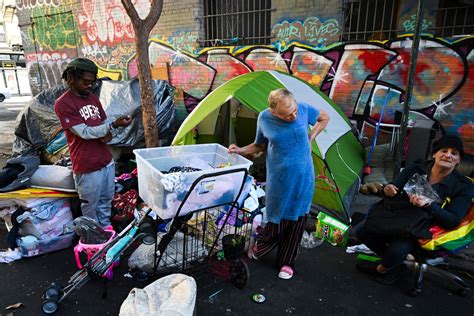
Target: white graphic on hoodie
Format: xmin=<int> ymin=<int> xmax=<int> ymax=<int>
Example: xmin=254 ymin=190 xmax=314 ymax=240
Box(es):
xmin=79 ymin=104 xmax=102 ymax=121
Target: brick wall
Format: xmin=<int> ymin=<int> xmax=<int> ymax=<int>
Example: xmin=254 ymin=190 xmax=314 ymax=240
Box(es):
xmin=16 ymin=0 xmax=474 ymax=154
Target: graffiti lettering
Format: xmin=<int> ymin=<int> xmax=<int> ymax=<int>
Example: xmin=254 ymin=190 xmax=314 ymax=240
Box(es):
xmin=304 ymin=17 xmax=339 ymax=39
xmin=17 ymin=0 xmax=60 ymax=10
xmin=29 ymin=9 xmax=78 ymax=50
xmin=275 ymin=25 xmax=301 ymax=42
xmin=166 ymin=32 xmax=199 ymax=54
xmin=77 ymin=0 xmax=150 ymax=45
xmin=82 ymin=43 xmax=108 ymax=58
xmin=26 ymin=52 xmax=72 ymax=95
xmin=402 ymin=15 xmax=432 ymax=32
xmin=272 ymin=17 xmax=340 ymax=48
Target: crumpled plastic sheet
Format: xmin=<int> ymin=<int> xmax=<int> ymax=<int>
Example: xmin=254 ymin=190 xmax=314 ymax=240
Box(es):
xmin=403 ymin=173 xmax=442 ymax=205
xmin=0 ymin=248 xmax=22 ymax=263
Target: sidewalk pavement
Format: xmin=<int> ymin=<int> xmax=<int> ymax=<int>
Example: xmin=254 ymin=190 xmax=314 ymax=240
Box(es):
xmin=0 ymin=194 xmax=473 ymax=315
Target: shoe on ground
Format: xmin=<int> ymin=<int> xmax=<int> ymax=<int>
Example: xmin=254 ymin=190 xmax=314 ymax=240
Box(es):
xmin=373 ymin=265 xmax=410 ymax=285
xmin=356 ymin=259 xmax=381 ymax=275
xmin=278 ymin=265 xmax=294 ymax=280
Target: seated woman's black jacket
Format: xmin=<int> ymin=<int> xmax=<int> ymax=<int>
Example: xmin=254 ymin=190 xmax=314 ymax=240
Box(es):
xmin=389 ymin=161 xmax=474 ymax=230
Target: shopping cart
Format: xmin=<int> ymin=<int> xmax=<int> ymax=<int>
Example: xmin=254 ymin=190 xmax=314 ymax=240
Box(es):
xmin=41 ymin=168 xmax=258 ymax=314
xmin=150 ymin=168 xmax=259 ymax=288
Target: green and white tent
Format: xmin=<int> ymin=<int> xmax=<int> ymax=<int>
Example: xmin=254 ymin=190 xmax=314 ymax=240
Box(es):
xmin=172 ymin=70 xmax=364 ymax=223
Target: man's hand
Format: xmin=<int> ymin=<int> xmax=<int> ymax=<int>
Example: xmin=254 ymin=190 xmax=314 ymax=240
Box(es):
xmin=99 ymin=132 xmax=112 ymax=143
xmin=383 ymin=184 xmax=399 ymax=197
xmin=113 ymin=115 xmax=132 ymax=128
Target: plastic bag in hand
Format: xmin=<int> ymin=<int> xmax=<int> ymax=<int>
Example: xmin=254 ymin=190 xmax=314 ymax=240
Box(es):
xmin=403 ymin=173 xmax=442 ymax=205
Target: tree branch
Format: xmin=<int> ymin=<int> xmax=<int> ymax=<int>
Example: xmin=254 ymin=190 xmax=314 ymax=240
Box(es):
xmin=121 ymin=0 xmax=141 ymax=24
xmin=143 ymin=0 xmax=163 ymax=34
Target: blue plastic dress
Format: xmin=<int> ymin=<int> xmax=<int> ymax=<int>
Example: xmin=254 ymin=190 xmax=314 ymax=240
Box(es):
xmin=255 ymin=102 xmax=319 ymax=224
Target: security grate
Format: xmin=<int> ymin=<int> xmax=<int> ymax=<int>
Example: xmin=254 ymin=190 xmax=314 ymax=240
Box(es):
xmin=430 ymin=1 xmax=474 ymax=37
xmin=341 ymin=0 xmax=400 ymax=41
xmin=200 ymin=0 xmax=273 ymax=47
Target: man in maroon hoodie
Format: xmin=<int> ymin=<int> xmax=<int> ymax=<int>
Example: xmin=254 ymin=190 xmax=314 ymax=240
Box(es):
xmin=54 ymin=58 xmax=131 ymax=227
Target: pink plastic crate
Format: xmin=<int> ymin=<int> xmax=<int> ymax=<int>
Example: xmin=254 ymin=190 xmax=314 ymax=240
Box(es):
xmin=73 ymin=229 xmax=116 ymax=269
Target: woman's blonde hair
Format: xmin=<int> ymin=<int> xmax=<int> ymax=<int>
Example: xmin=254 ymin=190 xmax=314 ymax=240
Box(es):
xmin=268 ymin=88 xmax=296 ymax=109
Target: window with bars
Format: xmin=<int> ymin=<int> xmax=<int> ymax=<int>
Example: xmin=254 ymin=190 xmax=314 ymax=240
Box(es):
xmin=200 ymin=0 xmax=273 ymax=47
xmin=341 ymin=0 xmax=400 ymax=41
xmin=431 ymin=0 xmax=474 ymax=37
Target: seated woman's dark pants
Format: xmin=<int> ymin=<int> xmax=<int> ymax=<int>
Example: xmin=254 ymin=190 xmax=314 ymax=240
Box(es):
xmin=356 ymin=222 xmax=416 ymax=269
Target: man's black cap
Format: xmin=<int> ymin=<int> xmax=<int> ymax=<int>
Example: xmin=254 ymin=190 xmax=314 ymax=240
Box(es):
xmin=62 ymin=58 xmax=98 ymax=79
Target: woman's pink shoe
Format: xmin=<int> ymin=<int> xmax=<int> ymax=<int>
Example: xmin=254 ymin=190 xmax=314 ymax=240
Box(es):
xmin=278 ymin=265 xmax=294 ymax=280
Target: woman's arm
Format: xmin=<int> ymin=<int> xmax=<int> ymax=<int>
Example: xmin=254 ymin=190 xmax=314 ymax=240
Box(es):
xmin=427 ymin=183 xmax=474 ymax=229
xmin=228 ymin=143 xmax=266 ymax=156
xmin=382 ymin=166 xmax=416 ymax=197
xmin=309 ymin=110 xmax=329 ymax=143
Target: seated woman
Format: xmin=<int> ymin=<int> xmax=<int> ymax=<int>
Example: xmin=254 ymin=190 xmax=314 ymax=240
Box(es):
xmin=356 ymin=134 xmax=474 ymax=284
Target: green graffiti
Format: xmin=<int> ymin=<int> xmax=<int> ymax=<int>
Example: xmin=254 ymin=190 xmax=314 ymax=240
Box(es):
xmin=28 ymin=8 xmax=78 ymax=50
xmin=402 ymin=14 xmax=432 ymax=33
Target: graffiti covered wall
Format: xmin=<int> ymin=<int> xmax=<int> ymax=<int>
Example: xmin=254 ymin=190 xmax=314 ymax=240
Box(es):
xmin=16 ymin=0 xmax=474 ymax=155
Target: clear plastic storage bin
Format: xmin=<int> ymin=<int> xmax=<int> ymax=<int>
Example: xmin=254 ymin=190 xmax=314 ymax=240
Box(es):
xmin=18 ymin=233 xmax=76 ymax=257
xmin=134 ymin=144 xmax=252 ymax=219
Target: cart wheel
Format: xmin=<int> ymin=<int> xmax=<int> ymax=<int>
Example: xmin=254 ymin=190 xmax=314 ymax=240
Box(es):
xmin=229 ymin=259 xmax=249 ymax=289
xmin=44 ymin=282 xmax=62 ymax=300
xmin=42 ymin=298 xmax=58 ymax=314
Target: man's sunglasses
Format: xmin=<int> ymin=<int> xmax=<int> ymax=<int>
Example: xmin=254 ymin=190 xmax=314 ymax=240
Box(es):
xmin=79 ymin=77 xmax=97 ymax=85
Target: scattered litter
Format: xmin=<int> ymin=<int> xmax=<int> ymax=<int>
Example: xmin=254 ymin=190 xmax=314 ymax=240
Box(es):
xmin=252 ymin=293 xmax=266 ymax=304
xmin=123 ymin=272 xmax=133 ymax=278
xmin=208 ymin=289 xmax=223 ymax=301
xmin=285 ymin=307 xmax=296 ymax=313
xmin=301 ymin=231 xmax=323 ymax=249
xmin=318 ymin=298 xmax=323 ymax=302
xmin=346 ymin=244 xmax=375 ymax=255
xmin=405 ymin=304 xmax=412 ymax=308
xmin=0 ymin=248 xmax=22 ymax=263
xmin=6 ymin=302 xmax=23 ymax=310
xmin=426 ymin=257 xmax=446 ymax=266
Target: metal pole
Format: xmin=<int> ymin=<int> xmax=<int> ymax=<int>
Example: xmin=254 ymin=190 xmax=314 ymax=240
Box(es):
xmin=394 ymin=0 xmax=425 ymax=178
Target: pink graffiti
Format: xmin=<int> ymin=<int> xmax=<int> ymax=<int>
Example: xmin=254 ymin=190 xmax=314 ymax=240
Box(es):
xmin=380 ymin=41 xmax=465 ymax=109
xmin=329 ymin=46 xmax=396 ymax=117
xmin=244 ymin=48 xmax=289 ymax=72
xmin=206 ymin=50 xmax=251 ymax=90
xmin=78 ymin=0 xmax=149 ymax=45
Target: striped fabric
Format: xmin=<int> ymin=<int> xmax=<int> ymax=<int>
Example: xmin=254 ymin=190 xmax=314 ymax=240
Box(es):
xmin=254 ymin=216 xmax=307 ymax=268
xmin=419 ymin=204 xmax=474 ymax=252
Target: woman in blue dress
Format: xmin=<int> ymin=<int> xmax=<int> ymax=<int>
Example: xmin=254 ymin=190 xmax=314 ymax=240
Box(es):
xmin=228 ymin=88 xmax=329 ymax=280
